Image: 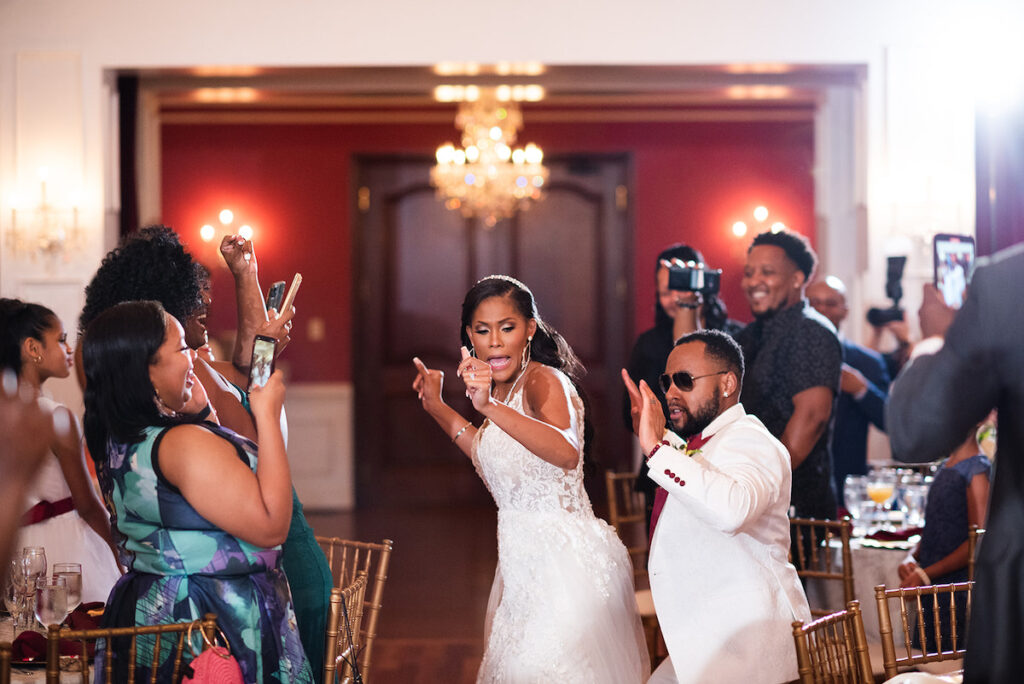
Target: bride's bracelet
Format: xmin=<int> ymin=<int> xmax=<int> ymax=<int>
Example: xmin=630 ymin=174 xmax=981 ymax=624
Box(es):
xmin=452 ymin=422 xmax=473 ymax=443
xmin=913 ymin=565 xmax=931 ymax=586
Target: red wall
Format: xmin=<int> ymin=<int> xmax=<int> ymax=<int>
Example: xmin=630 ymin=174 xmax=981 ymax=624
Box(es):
xmin=161 ymin=115 xmax=814 ymax=383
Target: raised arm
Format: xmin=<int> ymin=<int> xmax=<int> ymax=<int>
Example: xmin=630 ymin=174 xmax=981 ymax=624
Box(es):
xmin=471 ymin=364 xmax=580 ymax=469
xmin=219 ymin=235 xmax=269 ymax=374
xmin=158 ymin=370 xmax=293 ymax=547
xmin=412 ymin=356 xmax=478 ymax=457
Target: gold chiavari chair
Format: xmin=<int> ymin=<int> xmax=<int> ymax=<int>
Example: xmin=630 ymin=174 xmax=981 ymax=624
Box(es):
xmin=324 ymin=570 xmax=369 ymax=684
xmin=967 ymin=525 xmax=985 ymax=582
xmin=1 ymin=641 xmax=12 ymax=684
xmin=874 ymin=581 xmax=974 ymax=679
xmin=791 ymin=600 xmax=874 ymax=684
xmin=789 ymin=517 xmax=855 ymax=617
xmin=316 ymin=536 xmax=393 ymax=682
xmin=45 ymin=613 xmax=219 ymax=684
xmin=605 ymin=470 xmax=662 ymax=667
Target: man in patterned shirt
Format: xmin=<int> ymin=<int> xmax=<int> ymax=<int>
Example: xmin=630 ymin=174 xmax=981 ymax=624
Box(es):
xmin=734 ymin=230 xmax=842 ymax=520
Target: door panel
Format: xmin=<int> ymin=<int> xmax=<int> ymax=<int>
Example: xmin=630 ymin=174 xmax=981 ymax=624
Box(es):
xmin=355 ymin=155 xmax=632 ymax=508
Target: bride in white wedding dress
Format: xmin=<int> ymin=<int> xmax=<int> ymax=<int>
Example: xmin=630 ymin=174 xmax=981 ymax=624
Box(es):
xmin=413 ymin=276 xmax=649 ymax=683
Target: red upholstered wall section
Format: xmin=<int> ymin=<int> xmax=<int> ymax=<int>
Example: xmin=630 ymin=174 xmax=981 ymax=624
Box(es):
xmin=161 ymin=116 xmax=814 ymax=383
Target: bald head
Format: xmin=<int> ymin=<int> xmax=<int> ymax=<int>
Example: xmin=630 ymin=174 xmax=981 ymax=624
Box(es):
xmin=807 ymin=277 xmax=848 ymax=329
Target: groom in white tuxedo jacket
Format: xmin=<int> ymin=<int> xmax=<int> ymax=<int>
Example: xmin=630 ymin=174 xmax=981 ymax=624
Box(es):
xmin=624 ymin=329 xmax=811 ymax=684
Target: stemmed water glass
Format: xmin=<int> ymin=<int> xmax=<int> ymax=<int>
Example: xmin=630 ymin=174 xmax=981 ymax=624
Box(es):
xmin=52 ymin=563 xmax=83 ymax=611
xmin=33 ymin=576 xmax=69 ymax=629
xmin=21 ymin=546 xmax=47 ymax=584
xmin=843 ymin=475 xmax=869 ymax=534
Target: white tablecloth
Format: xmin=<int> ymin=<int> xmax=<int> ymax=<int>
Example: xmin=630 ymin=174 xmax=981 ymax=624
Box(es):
xmin=804 ymin=536 xmax=913 ymax=645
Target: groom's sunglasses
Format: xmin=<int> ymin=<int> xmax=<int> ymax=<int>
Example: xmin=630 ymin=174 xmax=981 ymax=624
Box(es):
xmin=658 ymin=370 xmax=728 ymax=394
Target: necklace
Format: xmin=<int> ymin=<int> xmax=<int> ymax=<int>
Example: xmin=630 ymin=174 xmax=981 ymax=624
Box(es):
xmin=494 ymin=360 xmax=531 ymax=404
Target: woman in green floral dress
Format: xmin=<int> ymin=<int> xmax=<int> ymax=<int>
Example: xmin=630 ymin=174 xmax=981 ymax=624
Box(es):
xmin=83 ymin=301 xmax=312 ymax=683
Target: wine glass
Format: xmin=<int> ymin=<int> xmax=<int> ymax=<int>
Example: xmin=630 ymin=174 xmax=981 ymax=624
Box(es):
xmin=21 ymin=546 xmax=47 ymax=584
xmin=33 ymin=576 xmax=69 ymax=629
xmin=52 ymin=563 xmax=83 ymax=611
xmin=866 ymin=469 xmax=898 ymax=531
xmin=843 ymin=475 xmax=869 ymax=534
xmin=4 ymin=557 xmax=30 ymax=631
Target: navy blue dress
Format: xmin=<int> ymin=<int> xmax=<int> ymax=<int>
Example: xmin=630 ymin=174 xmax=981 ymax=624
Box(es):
xmin=913 ymin=454 xmax=991 ymax=651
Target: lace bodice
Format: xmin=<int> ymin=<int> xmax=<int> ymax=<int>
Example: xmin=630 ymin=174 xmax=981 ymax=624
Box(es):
xmin=471 ymin=367 xmax=592 ymax=516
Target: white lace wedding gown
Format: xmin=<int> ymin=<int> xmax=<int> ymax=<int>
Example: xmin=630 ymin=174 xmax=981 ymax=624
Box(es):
xmin=471 ymin=369 xmax=650 ymax=683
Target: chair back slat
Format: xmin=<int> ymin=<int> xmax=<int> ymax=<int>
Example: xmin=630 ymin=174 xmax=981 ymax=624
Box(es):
xmin=790 ymin=517 xmax=855 ymax=617
xmin=44 ymin=613 xmax=218 ymax=684
xmin=874 ymin=581 xmax=974 ymax=679
xmin=316 ymin=536 xmax=393 ymax=682
xmin=0 ymin=641 xmax=12 ymax=684
xmin=967 ymin=525 xmax=985 ymax=582
xmin=792 ymin=600 xmax=873 ymax=684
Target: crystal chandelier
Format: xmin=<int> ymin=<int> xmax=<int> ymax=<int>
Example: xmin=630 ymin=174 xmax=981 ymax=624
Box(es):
xmin=431 ymin=88 xmax=548 ymax=227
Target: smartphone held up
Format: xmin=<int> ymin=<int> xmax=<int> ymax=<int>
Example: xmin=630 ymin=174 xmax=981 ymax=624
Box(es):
xmin=248 ymin=335 xmax=277 ymax=391
xmin=933 ymin=234 xmax=975 ymax=309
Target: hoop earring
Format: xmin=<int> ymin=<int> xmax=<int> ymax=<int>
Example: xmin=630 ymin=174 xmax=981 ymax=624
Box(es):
xmin=521 ymin=336 xmax=532 ymax=369
xmin=469 ymin=346 xmax=476 ymax=358
xmin=154 ymin=389 xmax=178 ymax=418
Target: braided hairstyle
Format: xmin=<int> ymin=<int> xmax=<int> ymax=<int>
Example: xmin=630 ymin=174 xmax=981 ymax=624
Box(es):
xmin=0 ymin=298 xmax=58 ymax=375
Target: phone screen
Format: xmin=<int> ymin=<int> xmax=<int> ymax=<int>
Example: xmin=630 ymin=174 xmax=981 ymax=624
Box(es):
xmin=933 ymin=234 xmax=976 ymax=309
xmin=248 ymin=336 xmax=277 ymax=390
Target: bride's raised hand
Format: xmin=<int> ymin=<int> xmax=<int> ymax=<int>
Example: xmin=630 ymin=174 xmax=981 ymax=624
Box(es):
xmin=412 ymin=357 xmax=445 ymax=413
xmin=457 ymin=346 xmax=494 ymax=412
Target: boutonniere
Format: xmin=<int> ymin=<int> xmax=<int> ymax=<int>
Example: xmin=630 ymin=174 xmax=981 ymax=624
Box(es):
xmin=684 ymin=447 xmax=702 ymax=458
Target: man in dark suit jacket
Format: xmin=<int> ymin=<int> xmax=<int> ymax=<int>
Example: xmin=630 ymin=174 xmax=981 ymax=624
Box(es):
xmin=808 ymin=278 xmax=890 ymax=502
xmin=887 ymin=243 xmax=1024 ymax=684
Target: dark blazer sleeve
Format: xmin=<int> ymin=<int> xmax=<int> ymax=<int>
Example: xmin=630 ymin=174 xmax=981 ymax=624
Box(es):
xmin=846 ymin=343 xmax=890 ymax=431
xmin=886 ymin=254 xmax=1001 ymax=463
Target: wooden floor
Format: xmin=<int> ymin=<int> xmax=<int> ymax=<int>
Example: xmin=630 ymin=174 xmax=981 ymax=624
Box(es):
xmin=306 ymin=504 xmax=498 ymax=683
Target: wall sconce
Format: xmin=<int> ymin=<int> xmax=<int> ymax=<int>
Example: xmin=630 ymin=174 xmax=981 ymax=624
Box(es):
xmin=731 ymin=205 xmax=786 ymax=238
xmin=6 ymin=168 xmax=82 ymax=260
xmin=200 ymin=208 xmax=254 ymax=243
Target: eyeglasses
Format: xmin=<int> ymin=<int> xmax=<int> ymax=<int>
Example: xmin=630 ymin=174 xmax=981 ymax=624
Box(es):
xmin=658 ymin=370 xmax=728 ymax=394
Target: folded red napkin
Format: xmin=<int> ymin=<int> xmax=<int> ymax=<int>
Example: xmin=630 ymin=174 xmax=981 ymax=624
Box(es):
xmin=865 ymin=526 xmax=924 ymax=542
xmin=10 ymin=602 xmax=104 ymax=662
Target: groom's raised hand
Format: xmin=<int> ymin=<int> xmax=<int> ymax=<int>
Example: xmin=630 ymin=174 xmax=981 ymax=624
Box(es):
xmin=637 ymin=379 xmax=667 ymax=455
xmin=621 ymin=369 xmax=643 ymax=437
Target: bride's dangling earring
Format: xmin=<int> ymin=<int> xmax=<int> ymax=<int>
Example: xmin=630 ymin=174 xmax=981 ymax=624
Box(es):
xmin=521 ymin=336 xmax=532 ymax=369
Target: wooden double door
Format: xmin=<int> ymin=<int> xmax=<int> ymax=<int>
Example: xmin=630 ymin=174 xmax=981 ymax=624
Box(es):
xmin=354 ymin=154 xmax=633 ymax=508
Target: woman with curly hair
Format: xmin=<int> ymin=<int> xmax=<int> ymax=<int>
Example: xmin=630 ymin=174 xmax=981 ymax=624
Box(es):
xmin=78 ymin=225 xmax=332 ymax=680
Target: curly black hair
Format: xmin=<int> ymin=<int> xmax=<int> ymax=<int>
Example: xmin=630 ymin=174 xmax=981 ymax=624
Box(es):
xmin=79 ymin=225 xmax=206 ymax=335
xmin=749 ymin=229 xmax=818 ymax=280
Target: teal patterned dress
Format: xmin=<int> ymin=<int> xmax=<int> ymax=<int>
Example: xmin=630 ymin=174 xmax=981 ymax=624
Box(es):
xmin=227 ymin=380 xmax=332 ymax=682
xmin=96 ymin=423 xmax=313 ymax=683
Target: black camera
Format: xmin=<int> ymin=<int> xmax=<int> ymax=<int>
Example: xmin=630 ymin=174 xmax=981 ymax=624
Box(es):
xmin=866 ymin=256 xmax=907 ymax=327
xmin=666 ymin=259 xmax=722 ymax=296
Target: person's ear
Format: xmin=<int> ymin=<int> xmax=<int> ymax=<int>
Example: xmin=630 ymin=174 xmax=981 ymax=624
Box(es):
xmin=21 ymin=337 xmax=41 ymax=363
xmin=721 ymin=372 xmax=739 ymax=399
xmin=792 ymin=269 xmax=807 ymax=292
xmin=527 ymin=319 xmax=538 ymax=340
